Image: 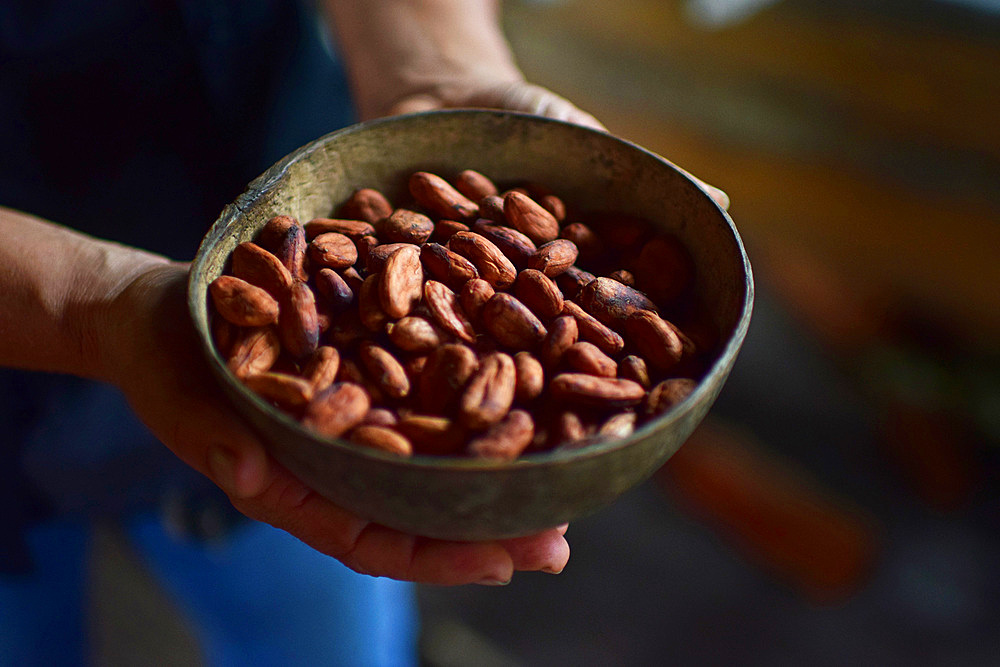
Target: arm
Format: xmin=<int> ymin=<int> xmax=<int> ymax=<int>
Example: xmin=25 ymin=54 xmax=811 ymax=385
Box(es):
xmin=0 ymin=205 xmax=569 ymax=584
xmin=321 ymin=0 xmax=604 ymax=129
xmin=0 ymin=207 xmax=170 ymax=378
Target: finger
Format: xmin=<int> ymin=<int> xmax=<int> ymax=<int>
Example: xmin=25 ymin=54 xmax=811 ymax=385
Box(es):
xmin=343 ymin=525 xmax=516 ymax=585
xmin=387 ymin=94 xmax=444 ymax=117
xmin=500 ymin=529 xmax=571 ymax=574
xmin=489 ymin=82 xmax=607 ymax=132
xmin=230 ymin=468 xmax=518 ymax=585
xmin=696 ymin=179 xmax=731 ymax=210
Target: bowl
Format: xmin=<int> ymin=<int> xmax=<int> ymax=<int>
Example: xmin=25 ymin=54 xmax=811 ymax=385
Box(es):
xmin=188 ymin=109 xmax=753 ymax=541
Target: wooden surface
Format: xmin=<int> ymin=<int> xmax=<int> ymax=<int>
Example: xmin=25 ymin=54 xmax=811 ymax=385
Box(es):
xmin=504 ymin=0 xmax=1000 ymax=346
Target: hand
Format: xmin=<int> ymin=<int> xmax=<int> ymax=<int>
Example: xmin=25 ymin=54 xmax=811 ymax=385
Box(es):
xmin=102 ymin=262 xmax=569 ymax=585
xmin=387 ymin=78 xmax=606 ymax=132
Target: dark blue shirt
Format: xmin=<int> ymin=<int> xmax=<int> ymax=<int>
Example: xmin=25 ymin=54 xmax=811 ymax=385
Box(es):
xmin=0 ymin=0 xmax=356 ymax=570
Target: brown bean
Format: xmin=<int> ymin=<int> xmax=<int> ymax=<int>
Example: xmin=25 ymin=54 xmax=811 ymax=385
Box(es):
xmin=514 ymin=269 xmax=564 ymax=320
xmin=243 ymin=372 xmax=314 ymax=411
xmin=358 ymin=341 xmax=410 ymax=400
xmin=420 ymin=344 xmax=479 ymax=414
xmin=471 ymin=220 xmax=537 ymax=266
xmin=459 ymin=278 xmax=495 ymax=325
xmin=481 ymin=293 xmax=548 ymax=351
xmin=423 ymin=280 xmax=477 ymax=343
xmin=385 ymin=315 xmax=446 ymax=353
xmin=420 ymin=242 xmax=479 ymax=288
xmin=513 ymin=351 xmax=545 ymax=403
xmin=539 ymin=315 xmax=579 ymax=368
xmin=360 ymin=407 xmax=399 ymax=427
xmin=308 ymin=232 xmax=358 ymax=270
xmin=380 ymin=244 xmax=424 ymax=318
xmin=314 ymin=268 xmax=354 ymax=312
xmin=231 ymin=242 xmax=293 ymax=299
xmin=526 ymin=239 xmax=579 ymax=277
xmin=409 ymin=171 xmax=479 ymax=221
xmin=459 ymin=352 xmax=517 ymax=430
xmin=618 ymin=354 xmax=651 ymax=389
xmin=539 ymin=194 xmax=566 ymax=222
xmin=302 ymin=383 xmax=371 ymax=439
xmin=336 ymin=188 xmax=393 ymax=225
xmin=366 ymin=242 xmax=415 ymax=274
xmin=561 ymin=300 xmax=624 ymax=356
xmin=645 ymin=378 xmax=698 ymax=416
xmin=578 ymin=276 xmax=657 ymax=325
xmin=597 ymin=411 xmax=637 ymax=439
xmin=227 ymin=326 xmax=281 ymax=379
xmin=302 ymin=346 xmax=341 ymax=394
xmin=503 ymin=191 xmax=559 ymax=244
xmin=395 ymin=415 xmax=468 ymax=456
xmin=447 ymin=231 xmax=517 ymax=289
xmin=477 ymin=195 xmax=507 ymax=224
xmin=453 ymin=169 xmax=498 ymax=201
xmin=304 ymin=218 xmax=377 ymax=242
xmin=257 ymin=215 xmax=307 ymax=281
xmin=432 ymin=219 xmax=470 ymax=243
xmin=607 ymin=269 xmax=635 ymax=286
xmin=358 ymin=273 xmax=389 ymax=332
xmin=277 ymin=280 xmax=320 ymax=359
xmin=467 ymin=410 xmax=535 ymax=460
xmin=379 ymin=209 xmax=435 ymax=244
xmin=624 ymin=309 xmax=685 ymax=372
xmin=350 ymin=425 xmax=413 ymax=457
xmin=554 ymin=266 xmax=596 ymax=300
xmin=563 ymin=342 xmax=618 ymax=378
xmin=209 ymin=275 xmax=279 ymax=327
xmin=325 ymin=309 xmax=367 ymax=348
xmin=549 ymin=373 xmax=645 ymax=408
xmin=630 ymin=235 xmax=694 ymax=305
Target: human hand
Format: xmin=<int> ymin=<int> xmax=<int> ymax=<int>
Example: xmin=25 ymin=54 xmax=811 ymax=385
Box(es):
xmin=102 ymin=262 xmax=570 ymax=585
xmin=387 ymin=78 xmax=606 ymax=132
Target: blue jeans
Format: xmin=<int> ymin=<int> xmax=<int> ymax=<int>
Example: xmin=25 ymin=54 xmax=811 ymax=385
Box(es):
xmin=0 ymin=516 xmax=418 ymax=666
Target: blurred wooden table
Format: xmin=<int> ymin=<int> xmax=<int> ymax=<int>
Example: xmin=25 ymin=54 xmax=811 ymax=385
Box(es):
xmin=505 ymin=0 xmax=1000 ymax=346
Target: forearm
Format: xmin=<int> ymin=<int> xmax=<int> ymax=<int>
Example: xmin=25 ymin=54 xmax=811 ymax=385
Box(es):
xmin=0 ymin=206 xmax=171 ymax=380
xmin=320 ymin=0 xmax=523 ymax=118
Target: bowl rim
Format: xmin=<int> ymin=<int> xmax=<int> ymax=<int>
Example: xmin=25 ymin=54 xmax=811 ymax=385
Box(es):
xmin=189 ymin=109 xmax=754 ymax=472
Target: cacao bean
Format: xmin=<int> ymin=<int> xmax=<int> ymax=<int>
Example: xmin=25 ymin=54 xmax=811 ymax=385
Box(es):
xmin=209 ymin=275 xmax=279 ymax=327
xmin=409 ymin=171 xmax=479 ymax=221
xmin=336 ymin=188 xmax=393 ymax=225
xmin=302 ymin=382 xmax=371 ymax=439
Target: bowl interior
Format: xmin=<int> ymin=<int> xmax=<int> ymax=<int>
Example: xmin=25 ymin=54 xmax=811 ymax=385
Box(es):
xmin=189 ymin=110 xmax=753 ymax=540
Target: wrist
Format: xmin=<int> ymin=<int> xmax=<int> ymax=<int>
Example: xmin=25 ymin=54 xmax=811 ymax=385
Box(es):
xmin=323 ymin=0 xmax=524 ymax=118
xmin=72 ymin=245 xmax=176 ymax=382
xmin=0 ymin=207 xmax=173 ymax=380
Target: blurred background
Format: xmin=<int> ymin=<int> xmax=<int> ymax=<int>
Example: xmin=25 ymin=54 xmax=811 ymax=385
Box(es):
xmin=92 ymin=0 xmax=999 ymax=664
xmin=417 ymin=0 xmax=1000 ymax=664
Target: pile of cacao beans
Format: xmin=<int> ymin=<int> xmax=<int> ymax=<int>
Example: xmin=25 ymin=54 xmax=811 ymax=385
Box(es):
xmin=209 ymin=169 xmax=715 ymax=460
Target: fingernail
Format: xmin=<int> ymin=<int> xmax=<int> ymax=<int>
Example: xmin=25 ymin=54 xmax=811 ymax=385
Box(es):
xmin=709 ymin=186 xmax=730 ymax=210
xmin=542 ymin=565 xmax=564 ymax=575
xmin=206 ymin=447 xmax=238 ymax=494
xmin=476 ymin=577 xmax=511 ymax=586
